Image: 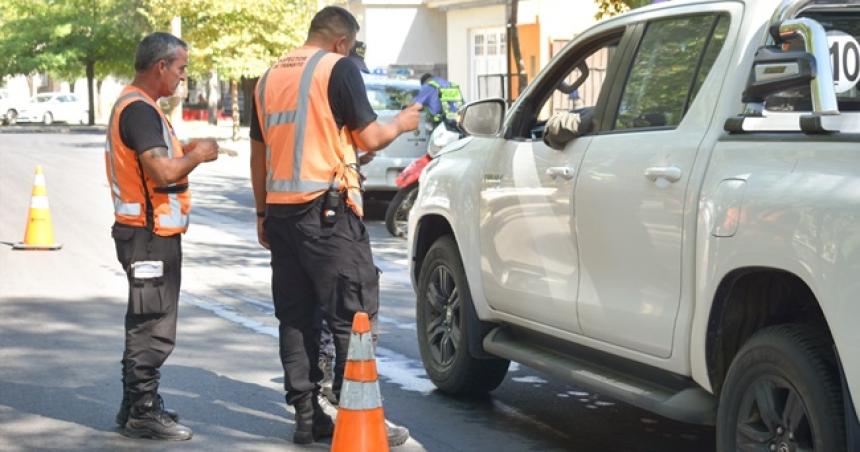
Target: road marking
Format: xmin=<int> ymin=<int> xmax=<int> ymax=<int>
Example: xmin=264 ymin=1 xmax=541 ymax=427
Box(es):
xmin=181 ymin=292 xmax=436 ymax=395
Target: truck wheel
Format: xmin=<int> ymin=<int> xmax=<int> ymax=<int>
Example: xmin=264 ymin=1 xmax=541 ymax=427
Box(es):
xmin=5 ymin=109 xmax=16 ymax=125
xmin=42 ymin=112 xmax=53 ymax=126
xmin=716 ymin=325 xmax=845 ymax=452
xmin=384 ymin=182 xmax=418 ymax=238
xmin=416 ymin=236 xmax=509 ymax=395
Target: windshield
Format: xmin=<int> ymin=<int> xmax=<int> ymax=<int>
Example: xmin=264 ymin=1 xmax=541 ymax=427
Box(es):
xmin=34 ymin=95 xmax=52 ymax=103
xmin=366 ymin=85 xmax=418 ymax=111
xmin=767 ymin=11 xmax=860 ymax=112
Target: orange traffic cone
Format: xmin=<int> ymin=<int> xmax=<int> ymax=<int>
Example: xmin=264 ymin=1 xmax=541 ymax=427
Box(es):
xmin=331 ymin=312 xmax=389 ymax=452
xmin=13 ymin=165 xmax=61 ymax=250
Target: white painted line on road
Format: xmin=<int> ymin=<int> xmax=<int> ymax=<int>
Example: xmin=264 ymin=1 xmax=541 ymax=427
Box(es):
xmin=183 ymin=293 xmax=278 ymax=338
xmin=375 ymin=347 xmax=435 ymax=394
xmin=182 ymin=291 xmax=437 ymax=396
xmin=378 ymin=315 xmax=416 ymax=331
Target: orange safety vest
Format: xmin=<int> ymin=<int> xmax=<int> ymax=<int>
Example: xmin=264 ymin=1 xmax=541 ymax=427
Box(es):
xmin=254 ymin=46 xmax=363 ymax=216
xmin=104 ymin=85 xmax=191 ymax=236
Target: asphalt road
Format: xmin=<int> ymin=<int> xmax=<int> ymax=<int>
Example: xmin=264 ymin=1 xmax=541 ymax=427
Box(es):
xmin=0 ymin=129 xmax=717 ymax=451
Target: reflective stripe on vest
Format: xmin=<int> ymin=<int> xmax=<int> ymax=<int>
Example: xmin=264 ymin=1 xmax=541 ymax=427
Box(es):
xmin=105 ymin=86 xmax=190 ymax=235
xmin=259 ymin=50 xmax=327 ymax=192
xmin=157 ymin=113 xmax=189 ymax=229
xmin=256 ymin=48 xmax=364 ymax=215
xmin=105 ymin=91 xmax=145 ymax=218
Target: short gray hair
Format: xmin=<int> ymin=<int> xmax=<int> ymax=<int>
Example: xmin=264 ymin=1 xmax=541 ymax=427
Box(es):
xmin=134 ymin=32 xmax=187 ymax=72
xmin=308 ymin=6 xmax=360 ymax=40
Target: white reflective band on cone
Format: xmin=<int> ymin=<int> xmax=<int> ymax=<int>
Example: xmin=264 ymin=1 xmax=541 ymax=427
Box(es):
xmin=30 ymin=196 xmax=50 ymax=209
xmin=33 ymin=174 xmax=46 ymax=186
xmin=346 ymin=332 xmax=375 ymax=361
xmin=339 ymin=380 xmax=382 ymax=410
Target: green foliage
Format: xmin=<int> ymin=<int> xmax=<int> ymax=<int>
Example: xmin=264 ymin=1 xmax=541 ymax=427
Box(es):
xmin=144 ymin=0 xmax=316 ymax=80
xmin=0 ymin=0 xmax=149 ymax=81
xmin=595 ymin=0 xmax=653 ymax=20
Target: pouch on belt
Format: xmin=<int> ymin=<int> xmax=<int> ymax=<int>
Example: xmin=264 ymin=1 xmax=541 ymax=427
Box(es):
xmin=130 ymin=260 xmax=168 ymax=315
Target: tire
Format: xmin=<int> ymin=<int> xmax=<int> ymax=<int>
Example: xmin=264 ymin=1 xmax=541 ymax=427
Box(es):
xmin=384 ymin=183 xmax=419 ymax=238
xmin=716 ymin=324 xmax=845 ymax=452
xmin=43 ymin=112 xmax=53 ymax=126
xmin=416 ymin=235 xmax=509 ymax=395
xmin=5 ymin=109 xmax=16 ymax=125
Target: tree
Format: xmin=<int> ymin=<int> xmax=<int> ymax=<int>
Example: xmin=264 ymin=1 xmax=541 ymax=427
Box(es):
xmin=0 ymin=0 xmax=150 ymax=125
xmin=145 ymin=0 xmax=315 ymax=139
xmin=595 ymin=0 xmax=653 ymax=19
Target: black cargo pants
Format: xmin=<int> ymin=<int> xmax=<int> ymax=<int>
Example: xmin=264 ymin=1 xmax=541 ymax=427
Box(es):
xmin=265 ymin=195 xmax=379 ymax=405
xmin=112 ymin=222 xmax=181 ymax=404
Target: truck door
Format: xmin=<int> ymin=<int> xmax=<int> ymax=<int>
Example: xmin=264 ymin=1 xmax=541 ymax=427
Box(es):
xmin=478 ymin=29 xmax=627 ymax=333
xmin=574 ymin=7 xmax=736 ymax=357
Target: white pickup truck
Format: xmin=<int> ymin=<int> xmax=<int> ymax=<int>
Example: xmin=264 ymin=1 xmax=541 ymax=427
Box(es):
xmin=406 ymin=0 xmax=860 ymax=450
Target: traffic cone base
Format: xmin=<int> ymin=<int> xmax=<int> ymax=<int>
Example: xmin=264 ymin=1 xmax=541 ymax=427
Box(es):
xmin=332 ymin=408 xmax=387 ymax=449
xmin=12 ymin=243 xmax=63 ymax=251
xmin=13 ymin=165 xmax=61 ymax=251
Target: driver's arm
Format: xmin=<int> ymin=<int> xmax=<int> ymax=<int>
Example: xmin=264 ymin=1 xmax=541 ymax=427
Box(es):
xmin=543 ymin=110 xmax=588 ymax=150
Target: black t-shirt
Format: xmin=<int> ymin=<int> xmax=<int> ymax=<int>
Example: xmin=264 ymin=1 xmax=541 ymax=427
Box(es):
xmin=249 ymin=57 xmax=377 ymax=142
xmin=119 ymin=101 xmax=166 ymax=154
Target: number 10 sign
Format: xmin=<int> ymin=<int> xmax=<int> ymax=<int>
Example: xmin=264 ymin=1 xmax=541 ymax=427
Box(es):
xmin=828 ymin=30 xmax=860 ymax=94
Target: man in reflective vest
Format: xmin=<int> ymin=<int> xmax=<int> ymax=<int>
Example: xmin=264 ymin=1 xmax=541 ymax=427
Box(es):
xmin=249 ymin=6 xmax=420 ymax=446
xmin=104 ymin=32 xmax=218 ymax=441
xmin=415 ymin=73 xmax=464 ymax=127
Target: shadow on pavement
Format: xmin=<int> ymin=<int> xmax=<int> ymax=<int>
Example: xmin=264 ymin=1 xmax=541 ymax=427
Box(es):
xmin=0 ymin=295 xmax=307 ymax=449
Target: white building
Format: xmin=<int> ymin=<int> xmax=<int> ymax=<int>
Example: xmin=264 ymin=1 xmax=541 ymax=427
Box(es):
xmin=346 ymin=0 xmax=598 ymax=102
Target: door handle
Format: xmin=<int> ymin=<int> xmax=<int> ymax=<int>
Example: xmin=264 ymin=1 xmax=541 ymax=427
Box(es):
xmin=546 ymin=166 xmax=576 ymax=181
xmin=644 ymin=166 xmax=682 ymax=183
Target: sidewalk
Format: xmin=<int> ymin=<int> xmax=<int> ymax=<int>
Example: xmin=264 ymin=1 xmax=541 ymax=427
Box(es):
xmin=173 ymin=120 xmax=250 ymax=158
xmin=0 ymin=120 xmax=251 ymax=158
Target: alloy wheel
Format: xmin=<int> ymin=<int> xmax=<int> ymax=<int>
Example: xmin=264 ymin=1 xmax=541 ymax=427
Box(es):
xmin=423 ymin=264 xmax=462 ymax=368
xmin=736 ymin=376 xmax=814 ymax=452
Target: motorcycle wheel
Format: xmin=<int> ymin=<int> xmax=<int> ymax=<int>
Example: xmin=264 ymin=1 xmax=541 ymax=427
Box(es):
xmin=385 ymin=183 xmax=419 ymax=238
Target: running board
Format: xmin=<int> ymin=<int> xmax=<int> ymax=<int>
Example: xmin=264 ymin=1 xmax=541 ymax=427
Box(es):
xmin=483 ymin=326 xmax=717 ymax=425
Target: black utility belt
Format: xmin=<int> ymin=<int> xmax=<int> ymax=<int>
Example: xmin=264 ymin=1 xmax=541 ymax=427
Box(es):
xmin=154 ymin=183 xmax=189 ymax=194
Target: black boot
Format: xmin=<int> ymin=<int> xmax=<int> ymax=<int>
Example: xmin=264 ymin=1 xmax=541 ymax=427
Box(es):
xmin=312 ymin=395 xmax=334 ymax=439
xmin=116 ymin=392 xmax=179 ymax=427
xmin=292 ymin=396 xmax=315 ymax=444
xmin=123 ymin=393 xmax=192 ymax=441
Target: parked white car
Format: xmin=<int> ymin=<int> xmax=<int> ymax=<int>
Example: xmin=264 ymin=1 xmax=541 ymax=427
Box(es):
xmin=0 ymin=89 xmax=23 ymax=125
xmin=360 ymin=74 xmax=430 ymax=199
xmin=16 ymin=92 xmax=88 ymax=125
xmin=408 ymin=0 xmax=860 ymax=450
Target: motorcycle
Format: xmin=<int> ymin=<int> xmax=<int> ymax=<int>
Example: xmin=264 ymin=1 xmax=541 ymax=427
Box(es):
xmin=384 ymin=122 xmax=460 ymax=237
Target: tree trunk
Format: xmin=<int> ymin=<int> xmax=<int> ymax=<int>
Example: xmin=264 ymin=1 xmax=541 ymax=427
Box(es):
xmin=509 ymin=0 xmax=525 ymax=98
xmin=86 ymin=61 xmax=95 ymax=125
xmin=96 ymin=79 xmax=104 ymax=123
xmin=207 ymin=69 xmax=219 ymax=126
xmin=231 ymin=80 xmax=239 ymax=141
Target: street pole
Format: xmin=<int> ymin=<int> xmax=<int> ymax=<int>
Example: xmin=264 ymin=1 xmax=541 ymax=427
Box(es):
xmin=170 ymin=16 xmax=184 ymax=129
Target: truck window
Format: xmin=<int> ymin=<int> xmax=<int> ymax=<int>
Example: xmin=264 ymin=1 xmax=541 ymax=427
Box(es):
xmin=766 ymin=11 xmax=860 ymax=112
xmin=614 ymin=14 xmax=729 ymax=130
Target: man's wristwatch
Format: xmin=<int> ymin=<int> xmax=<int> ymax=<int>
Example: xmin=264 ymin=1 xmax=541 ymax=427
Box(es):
xmin=256 ymin=211 xmax=265 ymax=218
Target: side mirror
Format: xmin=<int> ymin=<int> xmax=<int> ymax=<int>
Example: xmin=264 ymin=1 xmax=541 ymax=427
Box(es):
xmin=458 ymin=98 xmax=505 ymax=137
xmin=742 ymin=46 xmax=815 ymax=104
